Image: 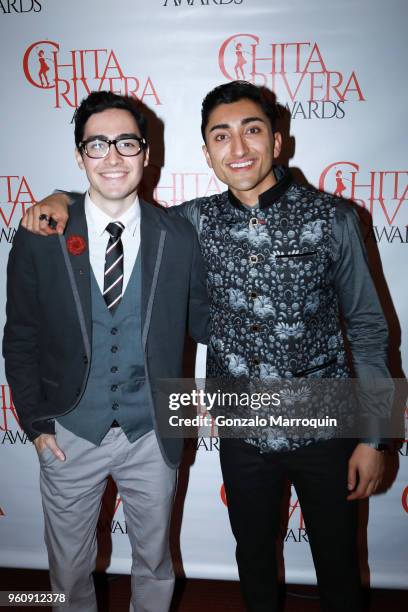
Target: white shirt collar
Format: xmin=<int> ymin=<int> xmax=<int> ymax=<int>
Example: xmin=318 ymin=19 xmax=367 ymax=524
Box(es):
xmin=84 ymin=192 xmax=141 ymax=238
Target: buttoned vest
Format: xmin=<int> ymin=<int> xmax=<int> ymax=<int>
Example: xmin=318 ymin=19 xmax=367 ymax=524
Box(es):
xmin=199 ymin=184 xmax=352 ymax=451
xmin=58 ymin=255 xmax=153 ymax=445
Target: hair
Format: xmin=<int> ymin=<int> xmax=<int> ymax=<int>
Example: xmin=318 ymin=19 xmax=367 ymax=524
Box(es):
xmin=74 ymin=91 xmax=148 ymax=148
xmin=201 ymin=81 xmax=277 ymax=142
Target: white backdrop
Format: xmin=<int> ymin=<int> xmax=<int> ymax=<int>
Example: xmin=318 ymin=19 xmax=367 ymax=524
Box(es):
xmin=0 ymin=0 xmax=407 ymax=589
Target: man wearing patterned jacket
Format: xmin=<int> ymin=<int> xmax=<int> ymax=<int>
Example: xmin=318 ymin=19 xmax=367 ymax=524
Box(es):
xmin=23 ymin=81 xmax=392 ymax=612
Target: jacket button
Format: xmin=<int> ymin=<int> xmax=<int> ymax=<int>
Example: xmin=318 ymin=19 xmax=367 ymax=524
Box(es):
xmin=249 ymin=291 xmax=257 ymax=299
xmin=252 ymin=324 xmax=260 ymax=332
xmin=83 ymin=355 xmax=88 ymax=364
xmin=75 ymin=387 xmax=81 ymax=397
xmin=253 ymin=357 xmax=260 ymax=366
xmin=112 ymin=402 xmax=119 ymax=411
xmin=250 ymin=218 xmax=258 ymax=226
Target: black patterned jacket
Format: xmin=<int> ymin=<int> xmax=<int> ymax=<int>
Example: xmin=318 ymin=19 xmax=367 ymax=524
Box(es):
xmin=170 ymin=167 xmax=392 ymax=450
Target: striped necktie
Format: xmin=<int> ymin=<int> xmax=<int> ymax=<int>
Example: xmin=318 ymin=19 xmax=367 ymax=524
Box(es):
xmin=103 ymin=221 xmax=125 ymax=313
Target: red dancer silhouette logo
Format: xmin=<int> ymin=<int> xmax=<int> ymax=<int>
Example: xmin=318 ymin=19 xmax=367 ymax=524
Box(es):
xmin=288 ymin=488 xmax=305 ymax=530
xmin=333 ymin=170 xmax=347 ymax=198
xmin=0 ymin=385 xmax=20 ymax=433
xmin=234 ymin=42 xmax=248 ymax=80
xmin=37 ymin=49 xmax=51 ymax=87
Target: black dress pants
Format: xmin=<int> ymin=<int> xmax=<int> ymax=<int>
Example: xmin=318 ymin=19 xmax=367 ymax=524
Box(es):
xmin=219 ymin=438 xmax=363 ymax=612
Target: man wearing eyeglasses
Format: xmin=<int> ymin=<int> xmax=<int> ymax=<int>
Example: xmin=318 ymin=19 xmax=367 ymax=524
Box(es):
xmin=3 ymin=90 xmax=209 ymax=612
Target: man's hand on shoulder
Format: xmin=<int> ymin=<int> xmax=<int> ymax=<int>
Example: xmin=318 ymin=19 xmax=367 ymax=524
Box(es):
xmin=33 ymin=433 xmax=66 ymax=462
xmin=347 ymin=442 xmax=385 ymax=500
xmin=22 ymin=193 xmax=70 ymax=236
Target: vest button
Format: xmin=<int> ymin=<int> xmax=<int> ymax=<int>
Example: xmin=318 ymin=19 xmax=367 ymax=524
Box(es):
xmin=252 ymin=324 xmax=260 ymax=332
xmin=111 ymin=327 xmax=118 ymax=335
xmin=111 ymin=366 xmax=118 ymax=373
xmin=111 ymin=346 xmax=118 ymax=353
xmin=249 ymin=291 xmax=257 ymax=299
xmin=112 ymin=402 xmax=119 ymax=411
xmin=253 ymin=357 xmax=260 ymax=366
xmin=111 ymin=384 xmax=118 ymax=392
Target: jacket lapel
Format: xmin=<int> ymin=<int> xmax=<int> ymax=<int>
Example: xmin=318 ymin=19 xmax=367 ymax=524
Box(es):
xmin=58 ymin=195 xmax=92 ymax=355
xmin=140 ymin=199 xmax=166 ymax=349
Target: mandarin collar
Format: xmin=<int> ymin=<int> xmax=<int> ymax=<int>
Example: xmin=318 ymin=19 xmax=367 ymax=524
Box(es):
xmin=228 ymin=166 xmax=293 ymax=212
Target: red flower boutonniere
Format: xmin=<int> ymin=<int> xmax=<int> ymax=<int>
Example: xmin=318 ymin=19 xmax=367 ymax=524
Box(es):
xmin=67 ymin=235 xmax=87 ymax=256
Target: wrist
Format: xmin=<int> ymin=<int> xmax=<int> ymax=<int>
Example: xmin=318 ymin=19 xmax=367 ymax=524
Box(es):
xmin=364 ymin=441 xmax=388 ymax=453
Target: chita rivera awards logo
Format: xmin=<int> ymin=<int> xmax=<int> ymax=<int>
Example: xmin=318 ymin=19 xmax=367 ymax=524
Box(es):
xmin=98 ymin=494 xmax=128 ymax=535
xmin=220 ymin=484 xmax=308 ymax=543
xmin=154 ymin=170 xmax=224 ymax=207
xmin=0 ymin=385 xmax=28 ymax=444
xmin=22 ymin=40 xmax=161 ymax=109
xmin=319 ymin=162 xmax=408 ymax=243
xmin=0 ymin=0 xmax=41 ymax=13
xmin=285 ymin=487 xmax=308 ymax=543
xmin=218 ymin=34 xmax=365 ymax=119
xmin=0 ymin=175 xmax=37 ymax=242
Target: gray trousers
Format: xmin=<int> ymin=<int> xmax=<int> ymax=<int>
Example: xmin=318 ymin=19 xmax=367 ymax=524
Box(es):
xmin=39 ymin=422 xmax=176 ymax=612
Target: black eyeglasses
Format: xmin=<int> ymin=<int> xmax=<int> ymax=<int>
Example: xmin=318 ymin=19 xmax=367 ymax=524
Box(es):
xmin=79 ymin=135 xmax=147 ymax=159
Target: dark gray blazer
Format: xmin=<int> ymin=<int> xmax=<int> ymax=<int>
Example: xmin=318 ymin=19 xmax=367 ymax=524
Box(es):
xmin=3 ymin=194 xmax=209 ymax=467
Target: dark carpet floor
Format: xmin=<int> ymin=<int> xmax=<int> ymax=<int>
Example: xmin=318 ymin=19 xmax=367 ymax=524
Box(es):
xmin=1 ymin=569 xmax=407 ymax=611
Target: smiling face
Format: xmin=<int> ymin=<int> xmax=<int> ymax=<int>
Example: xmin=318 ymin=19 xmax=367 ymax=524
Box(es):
xmin=75 ymin=108 xmax=149 ymax=216
xmin=202 ymin=98 xmax=281 ymax=206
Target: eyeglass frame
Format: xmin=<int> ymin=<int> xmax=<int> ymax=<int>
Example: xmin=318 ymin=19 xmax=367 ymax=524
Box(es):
xmin=79 ymin=134 xmax=147 ymax=159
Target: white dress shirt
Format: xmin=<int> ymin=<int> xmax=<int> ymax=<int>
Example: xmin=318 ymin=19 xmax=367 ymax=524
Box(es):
xmin=84 ymin=193 xmax=141 ymax=295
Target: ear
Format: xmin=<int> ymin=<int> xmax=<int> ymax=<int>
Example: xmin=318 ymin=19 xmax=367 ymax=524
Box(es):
xmin=273 ymin=132 xmax=282 ymax=160
xmin=202 ymin=144 xmax=213 ymax=169
xmin=143 ymin=146 xmax=150 ymax=168
xmin=75 ymin=148 xmax=85 ymax=170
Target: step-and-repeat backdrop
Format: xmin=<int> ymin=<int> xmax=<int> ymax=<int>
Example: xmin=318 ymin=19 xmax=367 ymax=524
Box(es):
xmin=0 ymin=0 xmax=407 ymax=589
